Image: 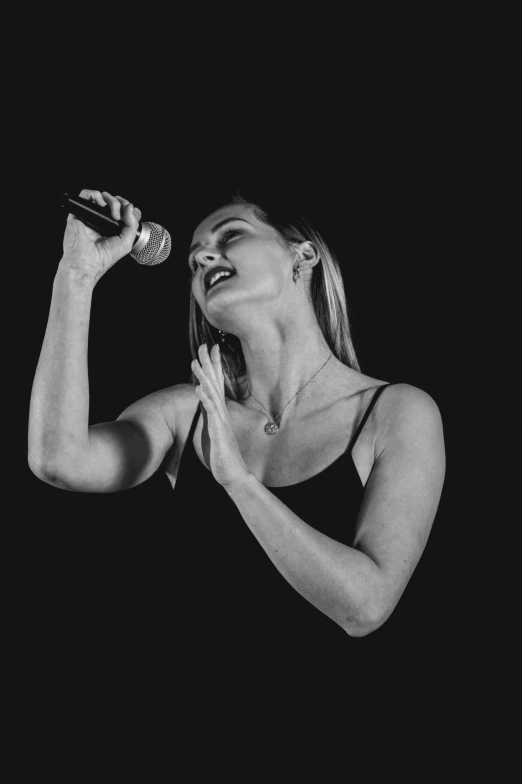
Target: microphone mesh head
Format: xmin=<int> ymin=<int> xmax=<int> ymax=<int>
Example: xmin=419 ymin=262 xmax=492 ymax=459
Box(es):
xmin=131 ymin=222 xmax=172 ymax=266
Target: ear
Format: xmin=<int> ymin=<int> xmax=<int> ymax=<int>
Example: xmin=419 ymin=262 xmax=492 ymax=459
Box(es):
xmin=292 ymin=240 xmax=321 ymax=270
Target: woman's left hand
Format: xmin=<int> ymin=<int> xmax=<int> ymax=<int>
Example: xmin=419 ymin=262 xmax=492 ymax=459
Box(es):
xmin=192 ymin=343 xmax=252 ymax=490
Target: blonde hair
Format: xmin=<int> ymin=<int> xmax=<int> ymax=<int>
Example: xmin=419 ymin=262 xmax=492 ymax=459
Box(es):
xmin=188 ymin=191 xmax=361 ymax=401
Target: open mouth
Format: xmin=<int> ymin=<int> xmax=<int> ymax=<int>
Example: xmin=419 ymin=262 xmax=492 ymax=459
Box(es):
xmin=206 ymin=271 xmax=237 ymax=294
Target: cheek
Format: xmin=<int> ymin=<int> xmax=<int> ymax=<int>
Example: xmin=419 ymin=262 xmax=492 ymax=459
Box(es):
xmin=241 ymin=245 xmax=282 ymax=278
xmin=254 ymin=254 xmax=286 ymax=289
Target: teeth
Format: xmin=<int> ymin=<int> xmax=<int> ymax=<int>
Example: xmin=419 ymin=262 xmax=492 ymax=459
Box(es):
xmin=208 ymin=270 xmax=233 ymax=289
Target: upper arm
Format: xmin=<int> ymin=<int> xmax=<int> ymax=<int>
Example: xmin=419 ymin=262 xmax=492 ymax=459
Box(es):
xmin=88 ymin=388 xmax=176 ymax=492
xmin=352 ymin=384 xmax=446 ymax=626
xmin=43 ymin=385 xmax=188 ymax=493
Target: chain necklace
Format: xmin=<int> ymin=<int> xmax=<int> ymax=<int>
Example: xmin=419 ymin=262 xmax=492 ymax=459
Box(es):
xmin=246 ymin=352 xmax=333 ymax=435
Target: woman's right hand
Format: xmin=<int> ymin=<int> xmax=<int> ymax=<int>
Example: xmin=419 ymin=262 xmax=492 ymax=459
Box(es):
xmin=61 ymin=189 xmax=142 ymax=280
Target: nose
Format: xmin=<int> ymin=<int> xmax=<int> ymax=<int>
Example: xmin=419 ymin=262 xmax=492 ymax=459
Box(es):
xmin=194 ymin=248 xmax=220 ymax=268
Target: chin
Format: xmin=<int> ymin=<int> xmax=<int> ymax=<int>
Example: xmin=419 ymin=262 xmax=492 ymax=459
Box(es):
xmin=205 ymin=293 xmax=247 ymax=324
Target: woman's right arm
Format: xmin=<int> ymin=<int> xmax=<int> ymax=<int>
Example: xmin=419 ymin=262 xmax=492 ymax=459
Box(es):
xmin=28 ymin=189 xmax=174 ymax=493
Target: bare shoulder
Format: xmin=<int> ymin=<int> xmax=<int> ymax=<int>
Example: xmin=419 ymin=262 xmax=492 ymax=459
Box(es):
xmin=154 ymin=382 xmax=198 ymax=410
xmin=151 ymin=382 xmax=199 ymax=439
xmin=119 ymin=382 xmax=198 ymax=441
xmin=375 ymin=382 xmax=443 ymax=422
xmin=372 ymin=382 xmax=445 ymax=458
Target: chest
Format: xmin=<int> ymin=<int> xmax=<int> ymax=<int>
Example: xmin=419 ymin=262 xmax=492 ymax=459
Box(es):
xmin=168 ymin=392 xmax=377 ymax=490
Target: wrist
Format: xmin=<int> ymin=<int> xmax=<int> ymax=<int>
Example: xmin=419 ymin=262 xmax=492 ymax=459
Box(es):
xmin=57 ymin=257 xmax=100 ymax=287
xmin=224 ymin=470 xmax=258 ymax=499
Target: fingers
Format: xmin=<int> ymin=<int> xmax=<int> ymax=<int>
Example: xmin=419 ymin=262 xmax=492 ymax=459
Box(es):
xmin=79 ymin=189 xmax=107 ymax=207
xmin=101 ymin=191 xmax=124 ymax=221
xmin=211 ymin=343 xmax=225 ymax=391
xmin=198 ymin=343 xmax=217 ymax=382
xmin=78 ymin=189 xmax=141 ymax=223
xmin=118 ymin=202 xmax=139 ymax=248
xmin=196 ymin=344 xmax=225 ymax=399
xmin=73 ymin=188 xmax=140 ymax=256
xmin=115 ymin=195 xmax=142 ymax=222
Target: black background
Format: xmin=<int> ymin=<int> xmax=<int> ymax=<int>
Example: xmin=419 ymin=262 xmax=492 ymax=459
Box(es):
xmin=14 ymin=106 xmax=476 ymax=770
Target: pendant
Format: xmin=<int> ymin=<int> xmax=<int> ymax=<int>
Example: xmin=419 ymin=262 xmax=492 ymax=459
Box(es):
xmin=264 ymin=420 xmax=279 ymax=435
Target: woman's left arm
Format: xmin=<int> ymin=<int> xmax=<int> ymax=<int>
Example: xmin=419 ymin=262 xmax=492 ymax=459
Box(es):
xmin=225 ymin=384 xmax=446 ymax=637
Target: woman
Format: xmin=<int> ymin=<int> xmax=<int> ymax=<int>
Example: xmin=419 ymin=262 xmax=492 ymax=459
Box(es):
xmin=29 ymin=186 xmax=446 ymax=686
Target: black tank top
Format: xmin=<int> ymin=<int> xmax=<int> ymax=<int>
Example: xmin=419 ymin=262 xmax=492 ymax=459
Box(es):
xmin=171 ymin=383 xmax=394 ymax=686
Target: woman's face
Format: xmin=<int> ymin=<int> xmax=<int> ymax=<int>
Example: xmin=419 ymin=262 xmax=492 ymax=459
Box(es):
xmin=189 ymin=203 xmax=295 ymax=326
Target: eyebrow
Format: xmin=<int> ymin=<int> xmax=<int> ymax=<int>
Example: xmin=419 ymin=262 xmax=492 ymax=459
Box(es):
xmin=188 ymin=217 xmax=252 ymax=259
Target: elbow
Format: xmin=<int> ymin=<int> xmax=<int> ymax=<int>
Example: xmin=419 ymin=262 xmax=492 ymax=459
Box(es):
xmin=341 ymin=591 xmax=391 ymax=638
xmin=28 ymin=453 xmax=50 ymax=480
xmin=343 ymin=614 xmax=384 ymax=638
xmin=28 ymin=454 xmax=67 ymax=486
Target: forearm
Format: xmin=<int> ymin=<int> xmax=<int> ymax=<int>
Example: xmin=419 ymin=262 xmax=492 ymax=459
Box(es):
xmin=225 ymin=474 xmax=385 ymax=636
xmin=28 ymin=260 xmax=97 ymax=474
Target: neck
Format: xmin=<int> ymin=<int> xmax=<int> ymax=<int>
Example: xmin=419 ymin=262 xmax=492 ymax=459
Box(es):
xmin=235 ymin=313 xmax=334 ymax=419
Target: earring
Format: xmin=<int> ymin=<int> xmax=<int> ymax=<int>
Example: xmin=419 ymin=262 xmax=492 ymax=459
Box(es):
xmin=293 ymin=265 xmax=301 ymax=281
xmin=218 ymin=329 xmax=227 ymax=344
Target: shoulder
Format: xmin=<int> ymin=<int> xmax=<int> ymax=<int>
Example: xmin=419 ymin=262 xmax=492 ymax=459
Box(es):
xmin=135 ymin=382 xmax=198 ymax=413
xmin=336 ymin=368 xmax=443 ymax=436
xmin=139 ymin=383 xmax=199 ymax=438
xmin=373 ymin=383 xmax=445 ymax=461
xmin=377 ymin=382 xmax=443 ymax=422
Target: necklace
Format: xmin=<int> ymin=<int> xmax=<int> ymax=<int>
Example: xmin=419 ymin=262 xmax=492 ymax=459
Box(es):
xmin=246 ymin=352 xmax=334 ymax=435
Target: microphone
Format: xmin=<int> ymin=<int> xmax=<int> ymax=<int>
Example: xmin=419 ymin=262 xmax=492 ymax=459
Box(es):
xmin=60 ymin=193 xmax=172 ymax=266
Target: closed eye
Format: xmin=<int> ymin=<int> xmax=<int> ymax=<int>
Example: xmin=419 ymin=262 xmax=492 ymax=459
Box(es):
xmin=189 ymin=228 xmax=243 ymax=273
xmin=220 ymin=228 xmax=242 ymax=242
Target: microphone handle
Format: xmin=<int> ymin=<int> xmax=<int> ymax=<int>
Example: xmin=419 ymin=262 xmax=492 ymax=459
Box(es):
xmin=61 ymin=193 xmax=143 ymax=244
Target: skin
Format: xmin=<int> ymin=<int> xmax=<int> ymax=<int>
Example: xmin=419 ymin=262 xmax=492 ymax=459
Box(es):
xmin=31 ymin=186 xmax=445 ymax=636
xmin=188 ymin=203 xmax=446 ymax=635
xmin=189 ymin=203 xmax=339 ymax=416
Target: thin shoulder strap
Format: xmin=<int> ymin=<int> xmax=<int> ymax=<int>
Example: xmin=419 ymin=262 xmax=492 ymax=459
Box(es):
xmin=161 ymin=399 xmax=202 ymax=473
xmin=348 ymin=384 xmax=394 ymax=453
xmin=187 ymin=399 xmax=203 ymax=441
